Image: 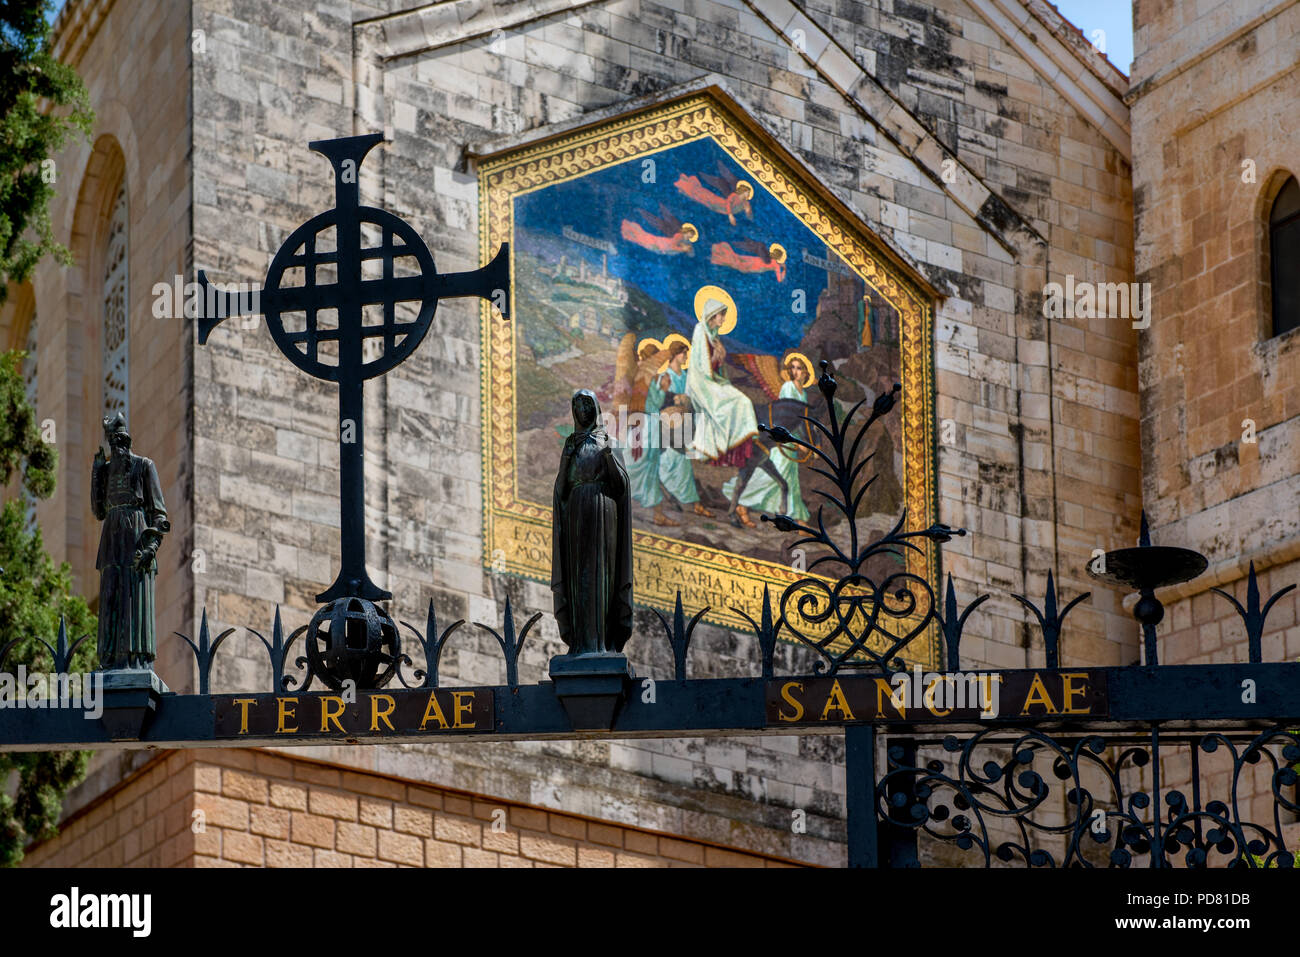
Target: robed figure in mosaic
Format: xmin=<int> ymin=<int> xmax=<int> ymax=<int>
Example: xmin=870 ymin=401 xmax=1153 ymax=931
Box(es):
xmin=722 ymin=353 xmax=813 ymax=523
xmin=622 ymin=337 xmax=710 ymax=527
xmin=92 ymin=413 xmax=170 ymax=670
xmin=551 ymin=390 xmax=634 ymax=655
xmin=685 ymin=286 xmax=758 ymax=465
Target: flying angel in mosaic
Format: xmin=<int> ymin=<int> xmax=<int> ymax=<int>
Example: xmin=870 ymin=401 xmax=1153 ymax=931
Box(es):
xmin=710 ymin=240 xmax=787 ymax=282
xmin=675 ymin=161 xmax=755 ymax=225
xmin=619 ymin=204 xmax=699 ymax=256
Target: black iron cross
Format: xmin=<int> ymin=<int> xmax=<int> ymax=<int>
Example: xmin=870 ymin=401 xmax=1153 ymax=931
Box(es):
xmin=197 ymin=133 xmax=509 ymax=603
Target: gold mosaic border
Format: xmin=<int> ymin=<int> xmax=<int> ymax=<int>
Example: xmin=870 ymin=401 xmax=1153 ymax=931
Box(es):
xmin=476 ymin=91 xmax=939 ymax=668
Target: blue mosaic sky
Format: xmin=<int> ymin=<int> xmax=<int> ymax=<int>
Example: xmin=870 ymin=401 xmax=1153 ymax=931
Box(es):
xmin=514 ymin=136 xmax=862 ymax=356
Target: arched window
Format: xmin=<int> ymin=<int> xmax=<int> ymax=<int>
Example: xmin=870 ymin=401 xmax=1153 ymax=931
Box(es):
xmin=102 ymin=184 xmax=129 ymax=418
xmin=1270 ymin=175 xmax=1300 ymax=337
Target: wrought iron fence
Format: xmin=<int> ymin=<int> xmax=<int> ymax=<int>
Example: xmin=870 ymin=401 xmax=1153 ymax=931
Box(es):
xmin=4 ymin=358 xmax=1296 ymax=868
xmin=877 ymin=727 xmax=1299 ymax=868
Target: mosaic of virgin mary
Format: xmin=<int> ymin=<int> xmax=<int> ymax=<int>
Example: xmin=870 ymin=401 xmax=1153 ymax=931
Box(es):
xmin=509 ymin=135 xmax=907 ymax=571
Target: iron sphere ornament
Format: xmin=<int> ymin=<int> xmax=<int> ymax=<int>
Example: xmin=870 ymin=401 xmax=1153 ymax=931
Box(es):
xmin=305 ymin=597 xmax=401 ymax=692
xmin=194 ymin=132 xmax=510 ymax=604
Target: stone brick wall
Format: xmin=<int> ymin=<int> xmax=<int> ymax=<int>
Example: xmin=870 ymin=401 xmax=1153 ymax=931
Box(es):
xmin=5 ymin=0 xmax=1149 ymax=867
xmin=1129 ymin=0 xmax=1300 ymax=667
xmin=23 ymin=748 xmax=799 ymax=868
xmin=184 ymin=0 xmax=1139 ymax=864
xmin=23 ymin=752 xmax=197 ymax=869
xmin=774 ymin=0 xmax=1140 ymax=668
xmin=1124 ymin=1 xmax=1300 ymax=838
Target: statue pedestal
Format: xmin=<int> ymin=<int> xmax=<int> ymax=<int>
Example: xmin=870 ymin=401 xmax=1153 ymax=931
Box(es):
xmin=548 ymin=653 xmax=632 ymax=731
xmin=99 ymin=669 xmax=169 ymax=741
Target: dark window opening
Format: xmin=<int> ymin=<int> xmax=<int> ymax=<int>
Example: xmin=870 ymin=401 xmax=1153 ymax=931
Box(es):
xmin=1270 ymin=175 xmax=1300 ymax=337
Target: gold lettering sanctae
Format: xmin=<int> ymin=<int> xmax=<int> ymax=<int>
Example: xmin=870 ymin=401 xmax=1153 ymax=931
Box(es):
xmin=924 ymin=676 xmax=952 ymax=716
xmin=451 ymin=691 xmax=476 ymax=729
xmin=1060 ymin=672 xmax=1091 ymax=714
xmin=1020 ymin=674 xmax=1059 ymax=715
xmin=980 ymin=674 xmax=1003 ymax=716
xmin=778 ymin=682 xmax=805 ymax=722
xmin=420 ymin=691 xmax=451 ymax=730
xmin=876 ymin=678 xmax=902 ymax=718
xmin=820 ymin=680 xmax=856 ymax=721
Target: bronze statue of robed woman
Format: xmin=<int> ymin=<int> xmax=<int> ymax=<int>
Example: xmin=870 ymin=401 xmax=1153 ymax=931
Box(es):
xmin=550 ymin=389 xmax=634 ymax=656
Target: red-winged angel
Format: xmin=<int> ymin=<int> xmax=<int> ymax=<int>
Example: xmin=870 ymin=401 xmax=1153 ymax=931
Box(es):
xmin=674 ymin=161 xmax=755 ymax=225
xmin=619 ymin=204 xmax=698 ymax=256
xmin=710 ymin=240 xmax=787 ymax=282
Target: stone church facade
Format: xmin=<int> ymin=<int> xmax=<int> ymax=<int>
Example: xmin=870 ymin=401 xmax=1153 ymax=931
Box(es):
xmin=2 ymin=0 xmax=1296 ymax=867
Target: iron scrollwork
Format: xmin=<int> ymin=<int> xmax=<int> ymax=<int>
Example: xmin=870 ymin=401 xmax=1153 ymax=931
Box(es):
xmin=727 ymin=360 xmax=965 ymax=674
xmin=877 ymin=726 xmax=1300 ymax=868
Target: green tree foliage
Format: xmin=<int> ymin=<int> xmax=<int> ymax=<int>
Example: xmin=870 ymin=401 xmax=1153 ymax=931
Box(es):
xmin=0 ymin=350 xmax=96 ymax=867
xmin=1 ymin=2 xmax=97 ymax=863
xmin=0 ymin=0 xmax=94 ymax=304
xmin=0 ymin=348 xmax=54 ymax=497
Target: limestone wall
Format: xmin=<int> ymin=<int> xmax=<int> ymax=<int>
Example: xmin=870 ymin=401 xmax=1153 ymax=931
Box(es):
xmin=183 ymin=0 xmax=1138 ymax=865
xmin=0 ymin=0 xmax=1146 ymax=866
xmin=1129 ymin=0 xmax=1300 ymax=668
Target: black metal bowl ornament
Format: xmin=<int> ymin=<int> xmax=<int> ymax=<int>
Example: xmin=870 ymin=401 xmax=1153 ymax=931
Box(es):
xmin=305 ymin=598 xmax=401 ymax=691
xmin=1087 ymin=511 xmax=1207 ymax=665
